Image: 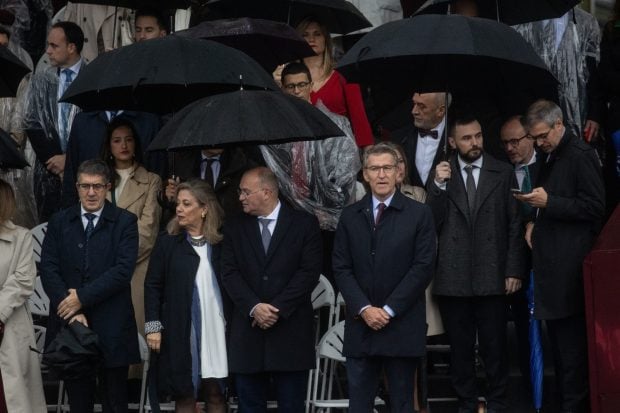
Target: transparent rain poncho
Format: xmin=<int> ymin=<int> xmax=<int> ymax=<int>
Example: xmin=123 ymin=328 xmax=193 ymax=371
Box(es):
xmin=22 ymin=66 xmax=80 ymax=223
xmin=260 ymin=102 xmax=362 ymax=231
xmin=513 ymin=7 xmax=601 ymax=137
xmin=1 ymin=0 xmax=30 ymax=48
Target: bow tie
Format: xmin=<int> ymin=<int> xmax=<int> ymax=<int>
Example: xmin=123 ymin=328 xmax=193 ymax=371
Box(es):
xmin=419 ymin=129 xmax=439 ymax=139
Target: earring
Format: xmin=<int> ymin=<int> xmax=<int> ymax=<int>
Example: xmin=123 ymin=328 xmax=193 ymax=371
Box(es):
xmin=201 ymin=211 xmax=207 ymax=219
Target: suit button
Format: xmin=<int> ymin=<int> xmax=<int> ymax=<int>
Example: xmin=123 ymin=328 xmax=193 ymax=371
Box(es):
xmin=262 ymin=276 xmax=268 ymax=281
xmin=78 ymin=243 xmax=83 ymax=248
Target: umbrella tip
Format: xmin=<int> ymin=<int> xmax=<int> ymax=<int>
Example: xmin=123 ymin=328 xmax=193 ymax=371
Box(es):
xmin=239 ymin=75 xmax=244 ymax=91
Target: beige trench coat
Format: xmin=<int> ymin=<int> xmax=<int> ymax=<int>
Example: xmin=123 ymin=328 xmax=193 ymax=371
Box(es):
xmin=106 ymin=165 xmax=161 ymax=338
xmin=0 ymin=221 xmax=46 ymax=412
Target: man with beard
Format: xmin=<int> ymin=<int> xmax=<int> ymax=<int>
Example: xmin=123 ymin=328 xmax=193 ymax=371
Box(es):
xmin=426 ymin=113 xmax=526 ymax=413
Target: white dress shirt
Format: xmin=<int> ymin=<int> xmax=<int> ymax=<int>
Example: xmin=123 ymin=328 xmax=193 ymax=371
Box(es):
xmin=415 ymin=117 xmax=446 ymax=185
xmin=200 ymin=154 xmax=222 ymax=187
xmin=457 ymin=155 xmax=484 ymax=188
xmin=514 ymin=152 xmax=537 ymax=190
xmin=80 ymin=205 xmax=103 ymax=229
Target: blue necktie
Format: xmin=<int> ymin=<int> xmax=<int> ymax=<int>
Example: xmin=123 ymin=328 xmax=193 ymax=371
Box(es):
xmin=84 ymin=213 xmax=96 ymax=270
xmin=59 ymin=69 xmax=74 ymax=151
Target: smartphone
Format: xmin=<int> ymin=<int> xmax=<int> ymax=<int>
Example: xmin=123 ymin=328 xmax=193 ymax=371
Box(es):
xmin=511 ymin=188 xmax=525 ymax=194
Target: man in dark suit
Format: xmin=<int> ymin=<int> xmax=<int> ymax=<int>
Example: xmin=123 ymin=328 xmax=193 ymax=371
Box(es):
xmin=516 ymin=100 xmax=605 ymax=413
xmin=390 ymin=92 xmax=451 ymax=187
xmin=499 ymin=115 xmax=544 ymax=381
xmin=24 ymin=21 xmax=85 ymax=222
xmin=427 ymin=113 xmax=526 ymax=413
xmin=40 ymin=159 xmax=140 ymax=413
xmin=333 ymin=143 xmax=436 ymax=412
xmin=220 ymin=166 xmax=322 ymax=412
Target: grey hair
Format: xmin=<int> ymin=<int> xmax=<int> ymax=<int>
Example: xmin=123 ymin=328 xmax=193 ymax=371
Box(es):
xmin=77 ymin=159 xmax=111 ymax=183
xmin=524 ymin=99 xmax=563 ymax=129
xmin=363 ymin=142 xmax=399 ymax=168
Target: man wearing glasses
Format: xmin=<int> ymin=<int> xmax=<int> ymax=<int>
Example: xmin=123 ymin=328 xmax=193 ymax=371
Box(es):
xmin=516 ymin=99 xmax=605 ymax=413
xmin=427 ymin=113 xmax=526 ymax=413
xmin=333 ymin=143 xmax=436 ymax=412
xmin=40 ymin=159 xmax=140 ymax=412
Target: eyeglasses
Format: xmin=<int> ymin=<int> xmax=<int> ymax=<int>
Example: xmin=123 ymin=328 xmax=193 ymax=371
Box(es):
xmin=502 ymin=135 xmax=530 ymax=148
xmin=76 ymin=183 xmax=107 ymax=192
xmin=283 ymin=81 xmax=311 ymax=91
xmin=364 ymin=165 xmax=398 ymax=174
xmin=528 ymin=129 xmax=553 ymax=142
xmin=237 ymin=188 xmax=265 ymax=197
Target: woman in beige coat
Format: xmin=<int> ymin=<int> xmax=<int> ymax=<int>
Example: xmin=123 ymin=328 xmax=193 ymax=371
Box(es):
xmin=0 ymin=179 xmax=46 ymax=412
xmin=102 ymin=118 xmax=161 ymax=343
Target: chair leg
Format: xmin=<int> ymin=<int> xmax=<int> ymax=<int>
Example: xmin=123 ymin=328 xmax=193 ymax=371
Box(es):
xmin=56 ymin=380 xmax=64 ymax=413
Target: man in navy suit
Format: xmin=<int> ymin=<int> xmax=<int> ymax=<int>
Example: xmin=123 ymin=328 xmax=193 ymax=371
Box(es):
xmin=221 ymin=166 xmax=322 ymax=413
xmin=333 ymin=143 xmax=436 ymax=412
xmin=41 ymin=159 xmax=139 ymax=413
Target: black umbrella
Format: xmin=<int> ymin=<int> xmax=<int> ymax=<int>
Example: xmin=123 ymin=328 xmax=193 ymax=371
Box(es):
xmin=206 ymin=0 xmax=372 ymax=34
xmin=337 ymin=14 xmax=558 ymax=100
xmin=413 ymin=0 xmax=580 ymax=25
xmin=69 ymin=0 xmax=190 ymax=9
xmin=41 ymin=322 xmax=103 ymax=380
xmin=0 ymin=46 xmax=31 ymax=98
xmin=0 ymin=128 xmax=29 ymax=169
xmin=148 ymin=89 xmax=344 ymax=151
xmin=175 ymin=18 xmax=316 ymax=72
xmin=60 ymin=36 xmax=279 ymax=113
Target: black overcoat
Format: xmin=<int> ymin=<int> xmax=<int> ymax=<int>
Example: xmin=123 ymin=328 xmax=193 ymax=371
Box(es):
xmin=40 ymin=202 xmax=140 ymax=368
xmin=333 ymin=191 xmax=436 ymax=357
xmin=427 ymin=154 xmax=526 ymax=296
xmin=531 ymin=132 xmax=605 ymax=319
xmin=220 ymin=203 xmax=322 ymax=374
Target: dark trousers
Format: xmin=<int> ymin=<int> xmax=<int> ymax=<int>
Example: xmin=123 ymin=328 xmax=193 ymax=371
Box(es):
xmin=507 ymin=284 xmax=531 ymax=380
xmin=438 ymin=295 xmax=508 ymax=412
xmin=235 ymin=370 xmax=307 ymax=413
xmin=65 ymin=366 xmax=129 ymax=413
xmin=546 ymin=315 xmax=589 ymax=413
xmin=346 ymin=356 xmax=418 ymax=413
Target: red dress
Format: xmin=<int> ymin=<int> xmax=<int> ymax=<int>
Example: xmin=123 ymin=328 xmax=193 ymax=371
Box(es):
xmin=310 ymin=70 xmax=374 ymax=147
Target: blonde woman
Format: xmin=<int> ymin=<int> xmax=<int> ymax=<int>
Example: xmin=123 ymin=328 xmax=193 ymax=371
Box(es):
xmin=145 ymin=180 xmax=227 ymax=413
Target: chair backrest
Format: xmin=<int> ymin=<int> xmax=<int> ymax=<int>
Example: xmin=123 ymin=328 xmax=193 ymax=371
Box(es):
xmin=311 ymin=274 xmax=335 ymax=310
xmin=28 ymin=276 xmax=50 ymax=316
xmin=31 ymin=222 xmax=48 ymax=264
xmin=317 ymin=320 xmax=345 ymax=362
xmin=33 ymin=325 xmax=46 ymax=352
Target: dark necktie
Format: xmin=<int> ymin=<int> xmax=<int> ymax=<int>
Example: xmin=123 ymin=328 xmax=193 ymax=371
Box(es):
xmin=201 ymin=158 xmax=217 ymax=189
xmin=375 ymin=202 xmax=386 ymax=226
xmin=520 ymin=165 xmax=533 ymax=216
xmin=419 ymin=129 xmax=439 ymax=139
xmin=59 ymin=68 xmax=74 ymax=151
xmin=259 ymin=218 xmax=272 ymax=253
xmin=84 ymin=213 xmax=96 ymax=269
xmin=464 ymin=165 xmax=477 ymax=211
xmin=109 ymin=111 xmax=117 ymax=120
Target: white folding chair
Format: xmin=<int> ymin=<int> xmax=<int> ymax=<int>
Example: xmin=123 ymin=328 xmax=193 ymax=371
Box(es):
xmin=309 ymin=321 xmax=384 ymax=412
xmin=29 ymin=276 xmax=50 ymax=316
xmin=334 ymin=293 xmax=345 ymax=324
xmin=31 ymin=222 xmax=48 ymax=264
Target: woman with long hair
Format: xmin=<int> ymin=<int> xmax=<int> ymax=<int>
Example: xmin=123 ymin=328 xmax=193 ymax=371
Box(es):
xmin=100 ymin=118 xmax=161 ymax=348
xmin=296 ymin=16 xmax=374 ymax=148
xmin=0 ymin=179 xmax=46 ymax=412
xmin=145 ymin=180 xmax=227 ymax=413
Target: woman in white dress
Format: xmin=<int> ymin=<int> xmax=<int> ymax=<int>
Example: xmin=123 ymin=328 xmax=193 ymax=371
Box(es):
xmin=144 ymin=180 xmax=227 ymax=413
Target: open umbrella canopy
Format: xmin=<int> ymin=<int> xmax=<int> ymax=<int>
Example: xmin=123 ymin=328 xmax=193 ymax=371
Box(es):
xmin=148 ymin=90 xmax=344 ymax=151
xmin=69 ymin=0 xmax=191 ymax=9
xmin=337 ymin=14 xmax=558 ymax=101
xmin=0 ymin=46 xmax=31 ymax=98
xmin=206 ymin=0 xmax=372 ymax=34
xmin=60 ymin=36 xmax=279 ymax=113
xmin=175 ymin=18 xmax=315 ymax=72
xmin=0 ymin=128 xmax=28 ymax=169
xmin=413 ymin=0 xmax=580 ymax=26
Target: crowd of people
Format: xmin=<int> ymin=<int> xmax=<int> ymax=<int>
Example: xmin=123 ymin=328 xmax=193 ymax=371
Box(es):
xmin=0 ymin=1 xmax=618 ymax=413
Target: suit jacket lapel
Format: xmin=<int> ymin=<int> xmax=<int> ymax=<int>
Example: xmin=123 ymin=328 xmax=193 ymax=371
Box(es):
xmin=242 ymin=214 xmax=266 ymax=264
xmin=265 ymin=204 xmax=293 ymax=264
xmin=115 ymin=167 xmax=147 ymax=209
xmin=448 ymin=158 xmax=470 ymax=222
xmin=472 ymin=157 xmax=502 ymax=218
